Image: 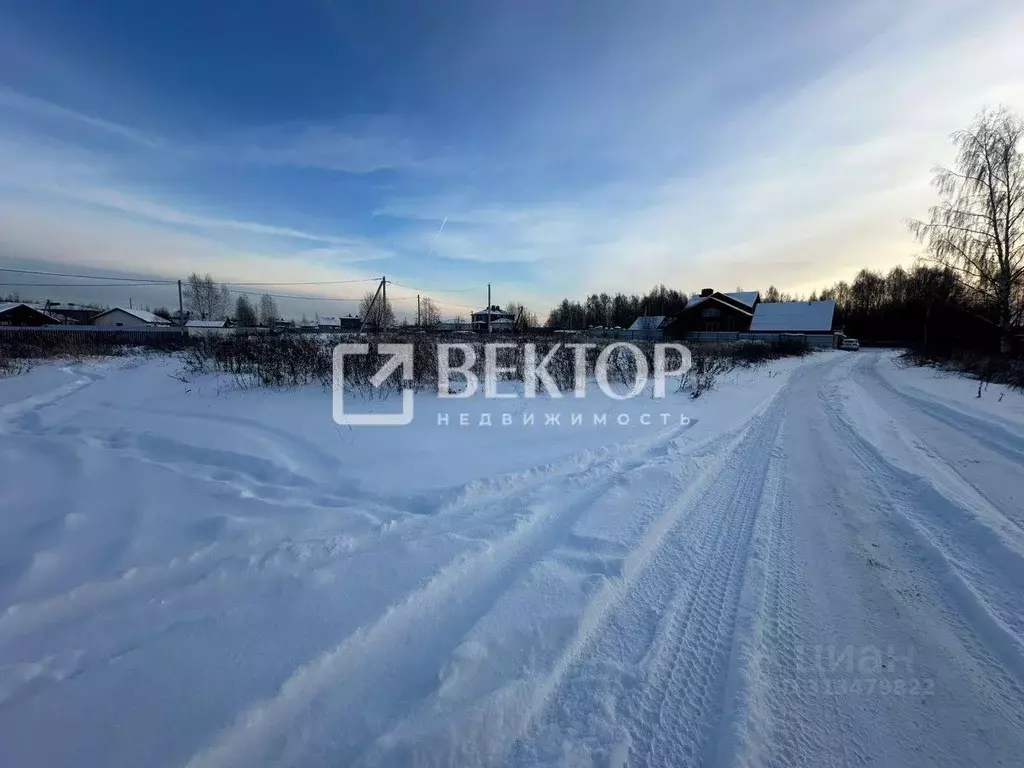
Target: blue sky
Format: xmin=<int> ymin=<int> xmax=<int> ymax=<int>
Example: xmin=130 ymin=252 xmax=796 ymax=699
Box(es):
xmin=1 ymin=0 xmax=1023 ymax=319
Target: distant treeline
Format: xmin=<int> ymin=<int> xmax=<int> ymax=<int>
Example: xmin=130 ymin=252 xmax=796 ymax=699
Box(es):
xmin=542 ymin=264 xmax=1002 ymax=353
xmin=818 ymin=264 xmax=999 ymax=352
xmin=544 ymin=285 xmax=689 ymax=330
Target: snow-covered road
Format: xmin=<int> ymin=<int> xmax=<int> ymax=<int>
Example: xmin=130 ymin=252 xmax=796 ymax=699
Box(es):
xmin=2 ymin=350 xmax=1023 ymax=767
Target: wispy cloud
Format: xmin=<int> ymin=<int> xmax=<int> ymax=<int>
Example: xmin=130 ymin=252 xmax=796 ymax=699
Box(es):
xmin=0 ymin=85 xmax=163 ymax=148
xmin=217 ymin=118 xmax=429 ymax=174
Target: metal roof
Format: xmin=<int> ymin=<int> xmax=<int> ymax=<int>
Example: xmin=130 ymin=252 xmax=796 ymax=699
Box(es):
xmin=750 ymin=300 xmax=836 ymax=332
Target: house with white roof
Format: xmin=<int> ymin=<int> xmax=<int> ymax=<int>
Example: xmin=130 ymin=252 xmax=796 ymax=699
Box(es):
xmin=186 ymin=318 xmax=234 ymax=336
xmin=92 ymin=307 xmax=173 ymax=328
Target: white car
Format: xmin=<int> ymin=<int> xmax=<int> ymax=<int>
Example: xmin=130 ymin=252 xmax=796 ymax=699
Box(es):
xmin=840 ymin=337 xmax=860 ymax=351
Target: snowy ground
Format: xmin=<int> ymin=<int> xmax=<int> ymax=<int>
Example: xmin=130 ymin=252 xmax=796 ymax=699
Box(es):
xmin=1 ymin=349 xmax=1023 ymax=767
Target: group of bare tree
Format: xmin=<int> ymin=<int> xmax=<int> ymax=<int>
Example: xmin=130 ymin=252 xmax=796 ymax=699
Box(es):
xmin=357 ymin=291 xmax=395 ymax=331
xmin=183 ymin=273 xmax=278 ymax=327
xmin=503 ymin=301 xmax=540 ymax=330
xmin=183 ymin=274 xmax=231 ymax=321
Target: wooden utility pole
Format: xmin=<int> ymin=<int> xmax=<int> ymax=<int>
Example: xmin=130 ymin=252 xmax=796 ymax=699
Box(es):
xmin=359 ymin=277 xmax=385 ymax=335
xmin=177 ymin=280 xmax=185 ymax=335
xmin=417 ymin=294 xmax=421 ymax=327
xmin=381 ymin=275 xmax=387 ymax=330
xmin=487 ymin=282 xmax=492 ymax=333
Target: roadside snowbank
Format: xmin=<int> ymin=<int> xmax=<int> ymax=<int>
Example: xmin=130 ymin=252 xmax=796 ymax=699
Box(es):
xmin=876 ymin=351 xmax=1024 ymax=434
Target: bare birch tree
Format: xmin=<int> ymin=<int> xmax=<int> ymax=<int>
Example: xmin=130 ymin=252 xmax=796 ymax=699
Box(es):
xmin=419 ymin=297 xmax=442 ymax=328
xmin=909 ymin=107 xmax=1024 ymax=353
xmin=358 ymin=290 xmax=395 ymax=331
xmin=259 ymin=293 xmax=279 ymax=327
xmin=184 ymin=273 xmax=230 ymax=320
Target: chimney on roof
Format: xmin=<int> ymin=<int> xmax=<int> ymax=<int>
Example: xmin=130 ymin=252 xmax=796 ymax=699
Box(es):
xmin=700 ymin=288 xmax=714 ymax=297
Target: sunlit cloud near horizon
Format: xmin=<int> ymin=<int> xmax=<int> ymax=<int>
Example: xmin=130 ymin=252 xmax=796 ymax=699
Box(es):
xmin=1 ymin=0 xmax=1024 ymax=319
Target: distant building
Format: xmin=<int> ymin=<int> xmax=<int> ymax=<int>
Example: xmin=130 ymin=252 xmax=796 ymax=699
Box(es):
xmin=316 ymin=315 xmax=361 ymax=331
xmin=668 ymin=289 xmax=758 ymax=335
xmin=92 ymin=307 xmax=173 ymax=328
xmin=471 ymin=306 xmax=516 ymax=332
xmin=45 ymin=305 xmax=99 ymax=324
xmin=186 ymin=319 xmax=233 ymax=336
xmin=624 ymin=315 xmax=669 ymax=339
xmin=0 ymin=303 xmax=61 ymax=327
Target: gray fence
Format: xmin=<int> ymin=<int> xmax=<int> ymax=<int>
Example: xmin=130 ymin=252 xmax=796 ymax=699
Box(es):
xmin=554 ymin=328 xmax=665 ymax=341
xmin=0 ymin=325 xmax=185 ymax=348
xmin=681 ymin=331 xmax=839 ymax=349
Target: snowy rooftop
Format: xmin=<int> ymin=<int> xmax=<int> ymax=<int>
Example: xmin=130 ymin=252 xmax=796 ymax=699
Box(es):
xmin=97 ymin=307 xmax=171 ymax=324
xmin=186 ymin=319 xmax=227 ymax=328
xmin=628 ymin=315 xmax=666 ymax=331
xmin=750 ymin=300 xmax=836 ymax=332
xmin=684 ymin=295 xmax=754 ymax=315
xmin=727 ymin=291 xmax=759 ymax=308
xmin=686 ymin=291 xmax=758 ymax=310
xmin=0 ymin=303 xmax=63 ymax=320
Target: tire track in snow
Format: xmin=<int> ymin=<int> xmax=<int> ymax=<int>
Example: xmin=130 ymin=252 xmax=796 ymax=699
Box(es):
xmin=820 ymin=380 xmax=1024 ymax=689
xmin=831 ymin=376 xmax=1024 ymax=613
xmin=183 ymin=421 xmax=712 ymax=768
xmin=866 ymin=360 xmax=1024 ymax=464
xmin=509 ymin=399 xmax=789 ymax=767
xmin=858 ymin=357 xmax=1024 ymax=534
xmin=628 ymin=418 xmax=783 ymax=767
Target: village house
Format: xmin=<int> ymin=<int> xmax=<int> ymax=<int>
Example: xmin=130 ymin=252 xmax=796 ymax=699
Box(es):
xmin=92 ymin=308 xmax=173 ymax=328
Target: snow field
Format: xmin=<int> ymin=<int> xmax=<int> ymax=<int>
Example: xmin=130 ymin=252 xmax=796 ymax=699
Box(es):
xmin=1 ymin=348 xmax=1024 ymax=766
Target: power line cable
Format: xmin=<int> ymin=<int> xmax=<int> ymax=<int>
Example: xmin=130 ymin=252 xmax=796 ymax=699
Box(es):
xmin=386 ymin=292 xmax=480 ymax=310
xmin=223 ymin=287 xmax=364 ymax=302
xmin=226 ymin=277 xmax=380 ymax=286
xmin=0 ymin=267 xmax=176 ymax=283
xmin=386 ymin=280 xmax=479 ymax=294
xmin=0 ymin=281 xmax=176 ymax=288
